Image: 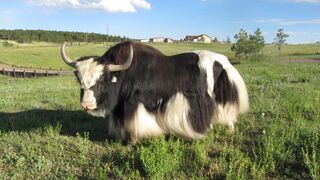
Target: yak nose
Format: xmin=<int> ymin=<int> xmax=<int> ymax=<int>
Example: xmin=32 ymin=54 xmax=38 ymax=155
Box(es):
xmin=81 ymin=102 xmax=96 ymax=110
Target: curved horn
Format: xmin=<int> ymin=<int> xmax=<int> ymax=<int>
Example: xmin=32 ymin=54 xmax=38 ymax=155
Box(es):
xmin=108 ymin=45 xmax=133 ymax=72
xmin=61 ymin=42 xmax=77 ymax=68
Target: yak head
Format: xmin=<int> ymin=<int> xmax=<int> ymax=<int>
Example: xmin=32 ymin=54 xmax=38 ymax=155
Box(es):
xmin=60 ymin=42 xmax=133 ymax=117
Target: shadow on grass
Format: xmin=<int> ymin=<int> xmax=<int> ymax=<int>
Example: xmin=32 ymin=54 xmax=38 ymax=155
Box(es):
xmin=0 ymin=109 xmax=110 ymax=141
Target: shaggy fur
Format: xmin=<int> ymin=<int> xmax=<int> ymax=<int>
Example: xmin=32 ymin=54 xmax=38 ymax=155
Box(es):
xmin=68 ymin=41 xmax=249 ymax=143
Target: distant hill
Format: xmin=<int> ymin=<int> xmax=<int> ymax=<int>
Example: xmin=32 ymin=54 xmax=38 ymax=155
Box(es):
xmin=0 ymin=29 xmax=129 ymax=43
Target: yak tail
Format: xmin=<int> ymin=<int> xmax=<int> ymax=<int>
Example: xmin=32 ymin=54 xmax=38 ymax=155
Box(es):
xmin=225 ymin=65 xmax=249 ymax=114
xmin=213 ymin=59 xmax=249 ymax=130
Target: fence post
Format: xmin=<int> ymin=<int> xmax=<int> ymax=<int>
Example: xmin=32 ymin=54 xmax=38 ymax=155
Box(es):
xmin=58 ymin=68 xmax=61 ymax=76
xmin=1 ymin=68 xmax=4 ymax=74
xmin=34 ymin=70 xmax=36 ymax=77
xmin=13 ymin=68 xmax=15 ymax=77
xmin=46 ymin=70 xmax=48 ymax=76
xmin=23 ymin=69 xmax=26 ymax=78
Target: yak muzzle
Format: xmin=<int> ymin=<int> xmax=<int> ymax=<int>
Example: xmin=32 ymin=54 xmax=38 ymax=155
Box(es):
xmin=81 ymin=90 xmax=97 ymax=110
xmin=81 ymin=102 xmax=97 ymax=110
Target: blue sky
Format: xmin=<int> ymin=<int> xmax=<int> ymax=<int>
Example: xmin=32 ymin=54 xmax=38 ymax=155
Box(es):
xmin=0 ymin=0 xmax=319 ymax=43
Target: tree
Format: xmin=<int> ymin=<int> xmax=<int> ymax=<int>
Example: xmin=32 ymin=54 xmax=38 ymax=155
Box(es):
xmin=231 ymin=29 xmax=250 ymax=59
xmin=274 ymin=28 xmax=289 ymax=55
xmin=231 ymin=28 xmax=265 ymax=60
xmin=249 ymin=28 xmax=265 ymax=56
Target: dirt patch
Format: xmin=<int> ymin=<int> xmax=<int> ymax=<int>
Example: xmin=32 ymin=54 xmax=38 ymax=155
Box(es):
xmin=287 ymin=59 xmax=320 ymax=63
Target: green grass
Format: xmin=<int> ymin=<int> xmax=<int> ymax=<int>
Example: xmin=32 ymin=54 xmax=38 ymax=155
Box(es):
xmin=0 ymin=41 xmax=113 ymax=70
xmin=0 ymin=42 xmax=320 ymax=178
xmin=1 ymin=41 xmax=319 ymax=69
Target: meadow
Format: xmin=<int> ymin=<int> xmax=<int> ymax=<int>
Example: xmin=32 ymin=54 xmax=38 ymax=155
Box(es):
xmin=0 ymin=41 xmax=319 ymax=179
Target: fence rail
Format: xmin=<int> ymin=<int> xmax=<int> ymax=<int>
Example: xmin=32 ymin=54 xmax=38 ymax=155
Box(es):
xmin=0 ymin=65 xmax=73 ymax=78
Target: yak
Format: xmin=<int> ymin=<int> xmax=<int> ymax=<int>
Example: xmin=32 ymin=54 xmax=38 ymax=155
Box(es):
xmin=61 ymin=41 xmax=249 ymax=144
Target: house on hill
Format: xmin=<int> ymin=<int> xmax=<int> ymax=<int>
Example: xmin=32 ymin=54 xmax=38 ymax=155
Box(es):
xmin=139 ymin=39 xmax=150 ymax=43
xmin=185 ymin=35 xmax=198 ymax=42
xmin=184 ymin=34 xmax=212 ymax=43
xmin=150 ymin=37 xmax=174 ymax=43
xmin=150 ymin=37 xmax=165 ymax=43
xmin=164 ymin=38 xmax=174 ymax=43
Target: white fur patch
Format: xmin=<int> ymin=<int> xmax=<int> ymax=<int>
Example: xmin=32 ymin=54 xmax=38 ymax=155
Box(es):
xmin=159 ymin=92 xmax=205 ymax=139
xmin=76 ymin=58 xmax=105 ymax=109
xmin=126 ymin=103 xmax=164 ymax=142
xmin=76 ymin=58 xmax=105 ymax=90
xmin=196 ymin=52 xmax=214 ymax=97
xmin=82 ymin=89 xmax=96 ymax=104
xmin=125 ymin=93 xmax=206 ymax=142
xmin=194 ymin=50 xmax=232 ymax=98
xmin=212 ymin=103 xmax=238 ymax=130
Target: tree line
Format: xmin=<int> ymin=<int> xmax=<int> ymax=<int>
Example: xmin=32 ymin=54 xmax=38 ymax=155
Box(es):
xmin=0 ymin=29 xmax=128 ymax=43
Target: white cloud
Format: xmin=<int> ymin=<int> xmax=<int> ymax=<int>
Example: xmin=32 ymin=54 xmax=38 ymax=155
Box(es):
xmin=254 ymin=18 xmax=320 ymax=26
xmin=287 ymin=31 xmax=298 ymax=35
xmin=278 ymin=19 xmax=320 ymax=25
xmin=253 ymin=19 xmax=283 ymax=23
xmin=26 ymin=0 xmax=151 ymax=13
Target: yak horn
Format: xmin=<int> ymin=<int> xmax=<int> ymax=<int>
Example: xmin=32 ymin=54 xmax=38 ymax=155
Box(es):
xmin=108 ymin=45 xmax=133 ymax=72
xmin=61 ymin=42 xmax=77 ymax=68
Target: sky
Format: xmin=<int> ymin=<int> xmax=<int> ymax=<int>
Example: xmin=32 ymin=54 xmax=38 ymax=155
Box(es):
xmin=0 ymin=0 xmax=320 ymax=44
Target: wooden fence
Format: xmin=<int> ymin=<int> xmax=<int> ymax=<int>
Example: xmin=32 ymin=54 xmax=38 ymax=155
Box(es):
xmin=0 ymin=66 xmax=73 ymax=78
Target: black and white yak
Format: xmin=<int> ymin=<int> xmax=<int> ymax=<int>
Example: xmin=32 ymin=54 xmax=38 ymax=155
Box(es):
xmin=61 ymin=41 xmax=249 ymax=144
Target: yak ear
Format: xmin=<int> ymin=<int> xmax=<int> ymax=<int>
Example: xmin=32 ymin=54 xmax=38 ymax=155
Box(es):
xmin=107 ymin=43 xmax=134 ymax=72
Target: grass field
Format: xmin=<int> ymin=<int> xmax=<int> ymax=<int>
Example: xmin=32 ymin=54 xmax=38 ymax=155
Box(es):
xmin=0 ymin=42 xmax=319 ymax=179
xmin=1 ymin=40 xmax=320 ymax=69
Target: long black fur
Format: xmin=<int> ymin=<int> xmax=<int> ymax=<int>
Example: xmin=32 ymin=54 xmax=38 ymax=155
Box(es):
xmin=213 ymin=61 xmax=239 ymax=106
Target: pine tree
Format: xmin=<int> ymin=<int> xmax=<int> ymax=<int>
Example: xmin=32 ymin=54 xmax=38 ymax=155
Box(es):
xmin=231 ymin=28 xmax=265 ymax=60
xmin=274 ymin=28 xmax=289 ymax=55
